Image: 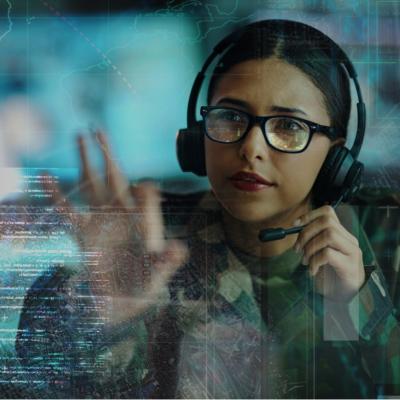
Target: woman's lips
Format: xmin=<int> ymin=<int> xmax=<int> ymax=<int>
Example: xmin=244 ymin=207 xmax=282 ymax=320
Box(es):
xmin=229 ymin=171 xmax=275 ymax=192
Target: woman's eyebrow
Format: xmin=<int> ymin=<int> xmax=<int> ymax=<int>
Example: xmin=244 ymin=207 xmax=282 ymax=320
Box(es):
xmin=270 ymin=105 xmax=308 ymax=116
xmin=215 ymin=98 xmax=308 ymax=116
xmin=215 ymin=97 xmax=249 ymax=108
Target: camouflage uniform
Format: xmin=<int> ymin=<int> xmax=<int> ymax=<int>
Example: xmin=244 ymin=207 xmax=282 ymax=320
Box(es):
xmin=354 ymin=188 xmax=400 ymax=311
xmin=15 ymin=191 xmax=400 ymax=398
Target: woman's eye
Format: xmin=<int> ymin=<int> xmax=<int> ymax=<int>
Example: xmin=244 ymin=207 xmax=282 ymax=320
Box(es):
xmin=220 ymin=111 xmax=243 ymax=122
xmin=278 ymin=118 xmax=302 ymax=131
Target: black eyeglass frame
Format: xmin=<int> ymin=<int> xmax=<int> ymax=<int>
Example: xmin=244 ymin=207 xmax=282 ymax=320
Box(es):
xmin=200 ymin=106 xmax=339 ymax=154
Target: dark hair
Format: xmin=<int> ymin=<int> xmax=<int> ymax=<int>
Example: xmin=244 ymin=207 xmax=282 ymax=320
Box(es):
xmin=207 ymin=21 xmax=351 ymax=138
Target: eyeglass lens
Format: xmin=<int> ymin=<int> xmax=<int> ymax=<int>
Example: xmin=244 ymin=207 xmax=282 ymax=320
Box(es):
xmin=205 ymin=108 xmax=310 ymax=152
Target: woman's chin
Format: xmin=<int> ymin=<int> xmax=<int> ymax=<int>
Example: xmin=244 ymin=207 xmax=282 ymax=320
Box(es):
xmin=222 ymin=203 xmax=279 ymax=225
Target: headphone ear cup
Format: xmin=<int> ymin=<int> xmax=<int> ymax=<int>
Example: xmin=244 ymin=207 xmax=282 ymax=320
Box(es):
xmin=313 ymin=146 xmax=343 ymax=206
xmin=313 ymin=145 xmax=364 ymax=206
xmin=176 ymin=121 xmax=206 ymax=176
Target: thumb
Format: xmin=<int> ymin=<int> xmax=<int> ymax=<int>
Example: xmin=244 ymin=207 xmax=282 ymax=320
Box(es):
xmin=150 ymin=239 xmax=188 ymax=289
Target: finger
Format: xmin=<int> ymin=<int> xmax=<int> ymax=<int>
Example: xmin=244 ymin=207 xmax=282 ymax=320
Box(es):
xmin=295 ymin=210 xmax=357 ymax=252
xmin=308 ymin=247 xmax=346 ymax=276
xmin=112 ymin=240 xmax=188 ymax=321
xmin=77 ymin=135 xmax=104 ymax=205
xmin=95 ymin=131 xmax=132 ymax=207
xmin=131 ymin=182 xmax=165 ymax=253
xmin=294 ymin=205 xmax=339 ymax=227
xmin=301 ymin=226 xmax=358 ymax=265
xmin=78 ymin=134 xmax=92 ymax=182
xmin=148 ymin=239 xmax=188 ymax=293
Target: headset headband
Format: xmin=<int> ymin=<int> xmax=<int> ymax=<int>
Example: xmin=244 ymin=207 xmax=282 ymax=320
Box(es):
xmin=186 ymin=19 xmax=366 ymax=159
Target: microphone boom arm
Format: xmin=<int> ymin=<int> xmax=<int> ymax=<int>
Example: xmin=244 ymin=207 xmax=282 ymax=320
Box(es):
xmin=258 ymin=193 xmax=345 ymax=242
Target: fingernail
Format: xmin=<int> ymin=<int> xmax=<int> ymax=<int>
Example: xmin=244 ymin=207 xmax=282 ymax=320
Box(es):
xmin=302 ymin=255 xmax=308 ymax=265
xmin=294 ymin=243 xmax=300 ymax=253
xmin=293 ymin=219 xmax=301 ymax=226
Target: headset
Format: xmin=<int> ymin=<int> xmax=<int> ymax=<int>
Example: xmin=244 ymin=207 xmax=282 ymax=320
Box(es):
xmin=176 ymin=19 xmax=366 ymax=241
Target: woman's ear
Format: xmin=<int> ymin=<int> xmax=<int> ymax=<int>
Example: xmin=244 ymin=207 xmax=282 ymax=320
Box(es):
xmin=330 ymin=137 xmax=345 ymax=148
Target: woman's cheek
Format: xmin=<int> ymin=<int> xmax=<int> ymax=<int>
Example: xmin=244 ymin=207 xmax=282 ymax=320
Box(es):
xmin=206 ymin=149 xmax=235 ymax=195
xmin=277 ymin=171 xmax=312 ymax=208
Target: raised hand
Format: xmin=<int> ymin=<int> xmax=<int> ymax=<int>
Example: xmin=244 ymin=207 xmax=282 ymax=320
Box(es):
xmin=44 ymin=131 xmax=187 ymax=324
xmin=78 ymin=132 xmax=133 ymax=208
xmin=293 ymin=205 xmax=365 ymax=302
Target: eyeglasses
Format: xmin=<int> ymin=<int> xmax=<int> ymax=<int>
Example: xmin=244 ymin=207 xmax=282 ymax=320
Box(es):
xmin=200 ymin=106 xmax=338 ymax=153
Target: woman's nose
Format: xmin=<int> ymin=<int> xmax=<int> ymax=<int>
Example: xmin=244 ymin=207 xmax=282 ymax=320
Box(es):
xmin=238 ymin=125 xmax=270 ymax=162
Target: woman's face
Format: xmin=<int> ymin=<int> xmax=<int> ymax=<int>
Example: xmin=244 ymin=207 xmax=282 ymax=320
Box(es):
xmin=205 ymin=57 xmax=334 ymax=224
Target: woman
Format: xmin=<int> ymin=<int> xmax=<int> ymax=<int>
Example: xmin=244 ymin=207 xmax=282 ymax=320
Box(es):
xmin=16 ymin=20 xmax=400 ymax=398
